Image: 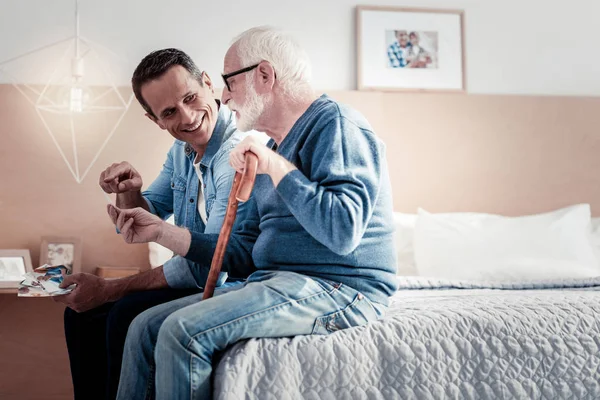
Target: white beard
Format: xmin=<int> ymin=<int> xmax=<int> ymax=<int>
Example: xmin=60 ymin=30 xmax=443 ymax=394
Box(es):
xmin=230 ymin=77 xmax=266 ymax=132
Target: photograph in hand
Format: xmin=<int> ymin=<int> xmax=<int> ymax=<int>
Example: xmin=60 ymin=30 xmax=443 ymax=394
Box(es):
xmin=18 ymin=264 xmax=75 ymax=297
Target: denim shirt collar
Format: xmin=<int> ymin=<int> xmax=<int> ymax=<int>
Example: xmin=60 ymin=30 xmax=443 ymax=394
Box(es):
xmin=184 ymin=100 xmax=236 ymax=167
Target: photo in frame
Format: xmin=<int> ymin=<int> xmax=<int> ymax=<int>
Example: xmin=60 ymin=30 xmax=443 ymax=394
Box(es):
xmin=0 ymin=249 xmax=33 ymax=288
xmin=39 ymin=236 xmax=82 ymax=274
xmin=357 ymin=6 xmax=466 ymax=91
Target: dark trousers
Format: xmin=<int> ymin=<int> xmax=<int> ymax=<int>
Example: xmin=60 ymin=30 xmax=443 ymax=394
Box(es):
xmin=63 ymin=288 xmax=201 ymax=400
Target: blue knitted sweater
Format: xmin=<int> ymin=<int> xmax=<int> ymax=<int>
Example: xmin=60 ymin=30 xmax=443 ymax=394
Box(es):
xmin=186 ymin=95 xmax=398 ymax=305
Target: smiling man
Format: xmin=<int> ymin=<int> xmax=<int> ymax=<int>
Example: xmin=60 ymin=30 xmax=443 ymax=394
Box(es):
xmin=54 ymin=49 xmax=254 ymax=400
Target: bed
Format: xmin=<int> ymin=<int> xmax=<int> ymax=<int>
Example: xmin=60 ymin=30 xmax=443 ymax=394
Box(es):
xmin=213 ymin=277 xmax=600 ymax=399
xmin=212 ymin=207 xmax=600 ymax=399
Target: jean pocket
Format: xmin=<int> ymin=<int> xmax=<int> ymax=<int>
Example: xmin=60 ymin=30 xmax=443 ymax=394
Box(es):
xmin=311 ymin=293 xmax=379 ymax=335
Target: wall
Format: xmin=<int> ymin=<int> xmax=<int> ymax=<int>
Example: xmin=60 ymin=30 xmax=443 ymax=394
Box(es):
xmin=351 ymin=91 xmax=600 ymax=215
xmin=0 ymin=84 xmax=166 ymax=274
xmin=1 ymin=0 xmax=600 ymax=96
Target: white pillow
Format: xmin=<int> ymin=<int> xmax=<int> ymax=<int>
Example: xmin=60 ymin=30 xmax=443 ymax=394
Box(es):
xmin=393 ymin=212 xmax=418 ymax=275
xmin=591 ymin=217 xmax=600 ymax=248
xmin=413 ymin=204 xmax=600 ymax=282
xmin=393 ymin=210 xmax=600 ymax=277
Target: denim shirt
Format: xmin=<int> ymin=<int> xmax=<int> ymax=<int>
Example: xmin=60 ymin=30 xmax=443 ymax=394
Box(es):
xmin=142 ymin=104 xmax=248 ymax=289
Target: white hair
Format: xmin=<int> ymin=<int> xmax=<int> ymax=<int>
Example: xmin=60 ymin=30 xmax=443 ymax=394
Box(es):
xmin=232 ymin=26 xmax=312 ymax=101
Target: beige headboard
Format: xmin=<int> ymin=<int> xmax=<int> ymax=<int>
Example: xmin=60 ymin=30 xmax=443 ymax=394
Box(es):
xmin=328 ymin=91 xmax=600 ymax=216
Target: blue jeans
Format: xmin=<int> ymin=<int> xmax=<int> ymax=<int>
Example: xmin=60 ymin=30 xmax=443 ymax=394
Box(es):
xmin=64 ymin=288 xmax=202 ymax=400
xmin=117 ymin=271 xmax=386 ymax=400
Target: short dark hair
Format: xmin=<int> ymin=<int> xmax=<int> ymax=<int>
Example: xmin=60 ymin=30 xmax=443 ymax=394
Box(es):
xmin=131 ymin=48 xmax=203 ymax=118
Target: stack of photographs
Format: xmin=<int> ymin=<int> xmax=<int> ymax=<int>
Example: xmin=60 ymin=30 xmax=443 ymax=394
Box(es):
xmin=18 ymin=264 xmax=75 ymax=297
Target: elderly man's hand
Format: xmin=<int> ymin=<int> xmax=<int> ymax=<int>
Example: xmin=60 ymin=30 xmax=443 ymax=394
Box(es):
xmin=52 ymin=273 xmax=113 ymax=313
xmin=230 ymin=136 xmax=296 ymax=187
xmin=107 ymin=204 xmax=163 ymax=244
xmin=230 ymin=135 xmax=273 ymax=175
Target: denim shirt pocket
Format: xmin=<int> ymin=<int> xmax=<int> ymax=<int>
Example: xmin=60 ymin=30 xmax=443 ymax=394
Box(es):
xmin=205 ymin=191 xmax=215 ymax=218
xmin=171 ymin=176 xmax=187 ymax=225
xmin=311 ymin=292 xmax=380 ymax=335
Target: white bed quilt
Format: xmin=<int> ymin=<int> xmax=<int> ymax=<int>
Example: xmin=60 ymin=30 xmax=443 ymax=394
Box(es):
xmin=213 ymin=277 xmax=600 ymax=400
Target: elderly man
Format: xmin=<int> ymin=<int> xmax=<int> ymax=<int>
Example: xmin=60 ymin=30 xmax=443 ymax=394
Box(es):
xmin=109 ymin=26 xmax=398 ymax=400
xmin=55 ymin=48 xmax=254 ymax=400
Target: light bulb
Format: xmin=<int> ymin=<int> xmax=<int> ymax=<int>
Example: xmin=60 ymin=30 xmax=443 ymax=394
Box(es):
xmin=70 ymin=86 xmax=83 ymax=112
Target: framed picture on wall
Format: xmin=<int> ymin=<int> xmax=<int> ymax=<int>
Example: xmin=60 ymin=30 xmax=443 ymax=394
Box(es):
xmin=40 ymin=236 xmax=82 ymax=274
xmin=356 ymin=6 xmax=466 ymax=92
xmin=0 ymin=249 xmax=33 ymax=288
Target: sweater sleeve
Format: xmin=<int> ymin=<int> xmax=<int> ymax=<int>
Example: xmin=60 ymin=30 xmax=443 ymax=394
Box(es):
xmin=275 ymin=116 xmax=383 ymax=255
xmin=184 ymin=197 xmax=259 ymax=279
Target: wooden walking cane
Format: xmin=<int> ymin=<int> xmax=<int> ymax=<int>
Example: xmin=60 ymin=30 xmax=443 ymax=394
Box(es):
xmin=202 ymin=152 xmax=258 ymax=300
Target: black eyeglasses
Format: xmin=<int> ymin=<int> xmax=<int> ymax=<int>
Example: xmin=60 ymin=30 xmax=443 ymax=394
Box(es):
xmin=221 ymin=63 xmax=259 ymax=92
